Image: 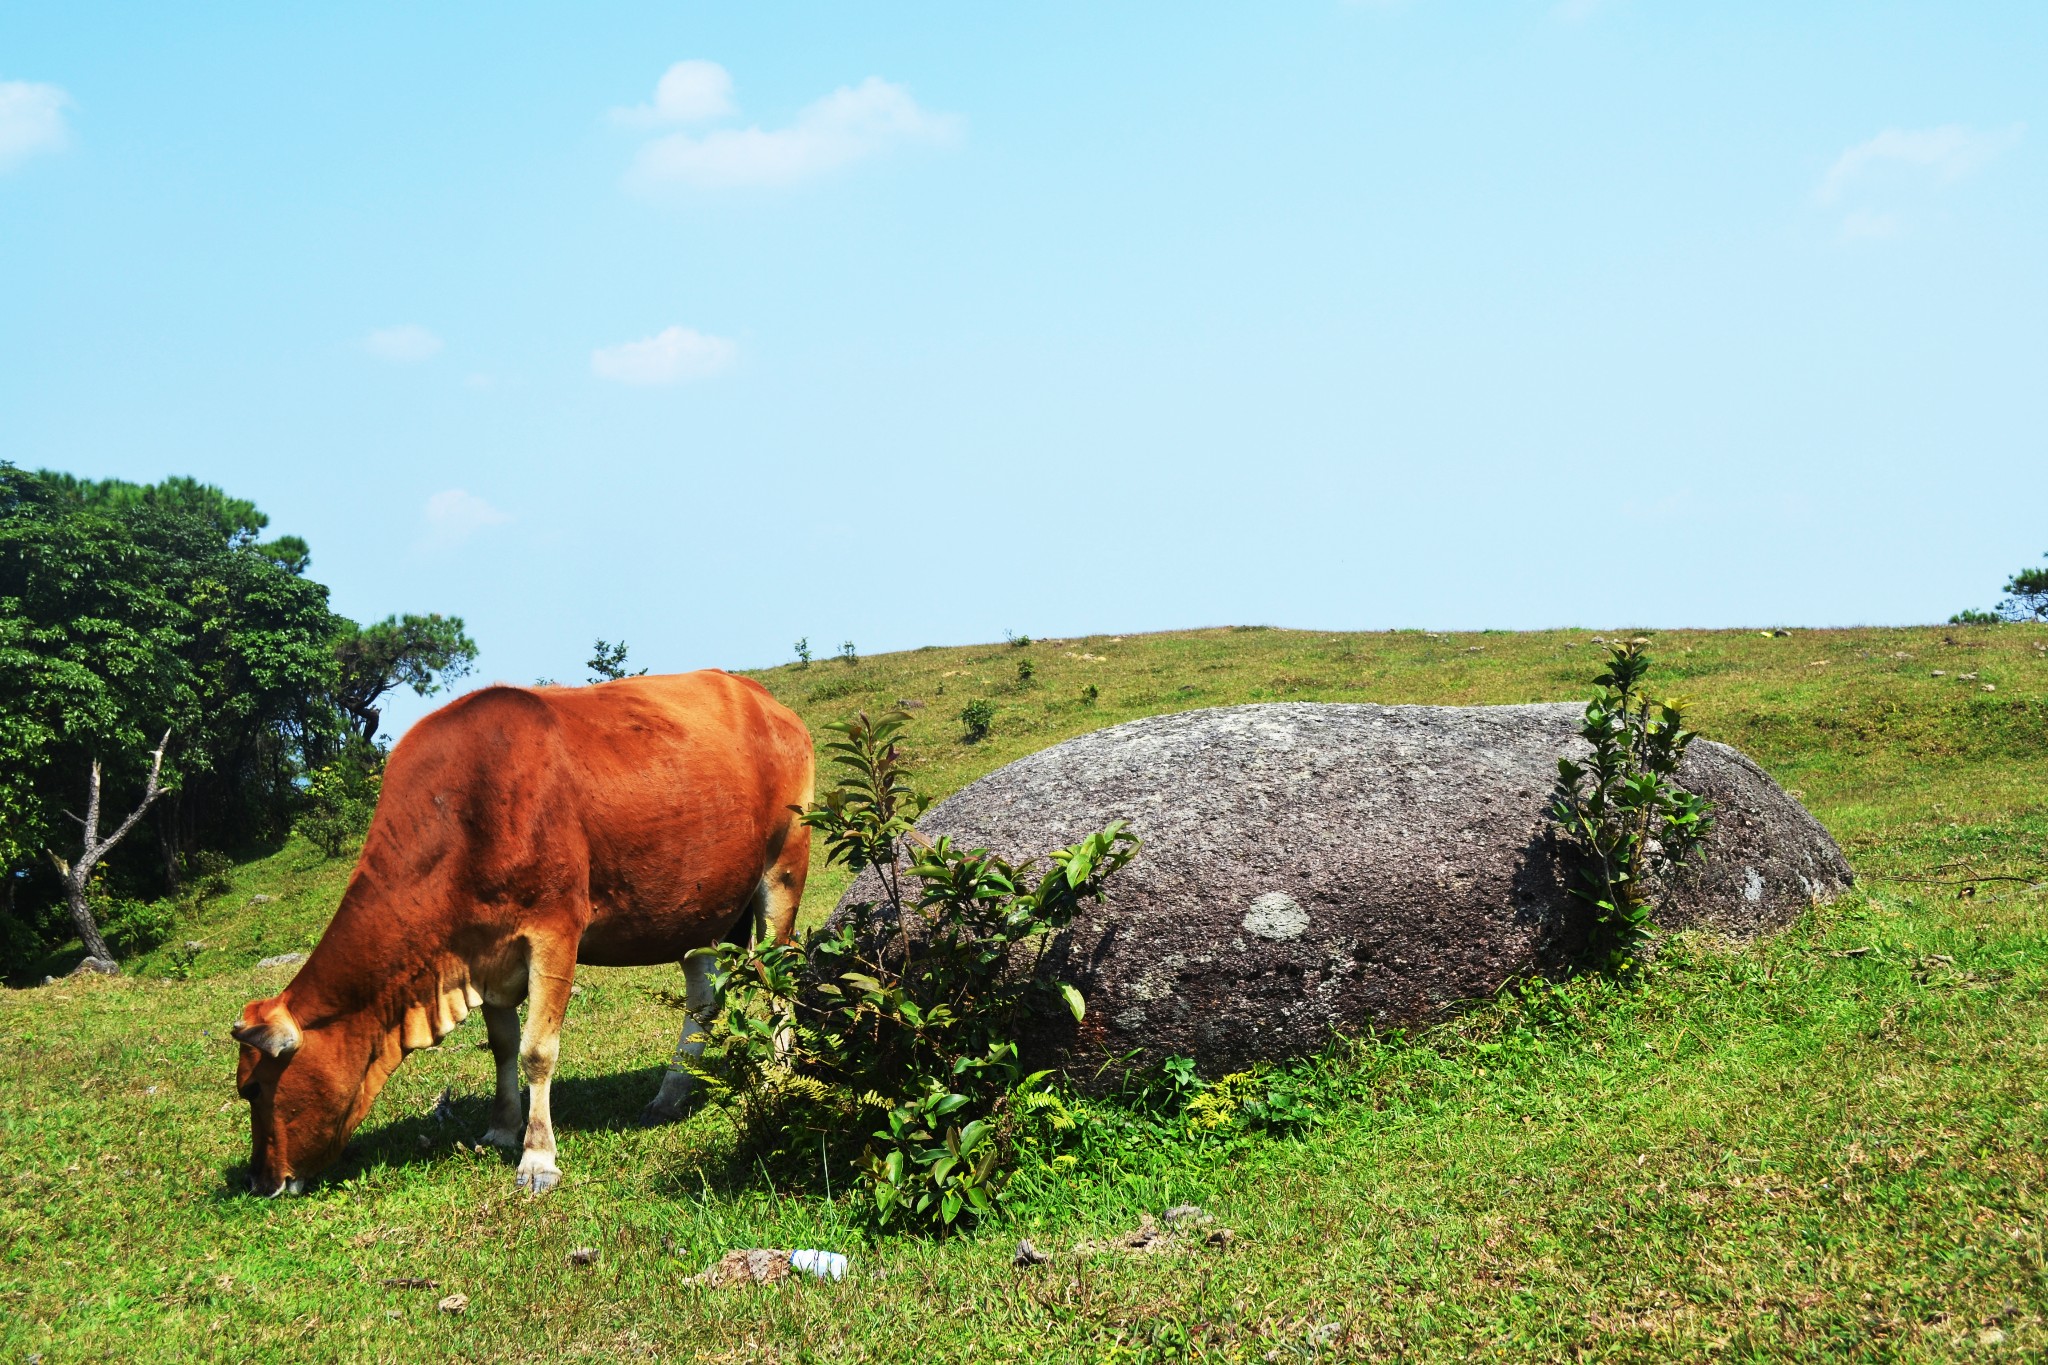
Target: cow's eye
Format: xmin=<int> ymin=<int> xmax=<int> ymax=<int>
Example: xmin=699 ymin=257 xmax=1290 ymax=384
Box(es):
xmin=239 ymin=1080 xmax=262 ymax=1101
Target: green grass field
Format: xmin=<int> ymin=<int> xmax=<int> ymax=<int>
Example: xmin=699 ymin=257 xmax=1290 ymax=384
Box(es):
xmin=4 ymin=624 xmax=2045 ymax=1362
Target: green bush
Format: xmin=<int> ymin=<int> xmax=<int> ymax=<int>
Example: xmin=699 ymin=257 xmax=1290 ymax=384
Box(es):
xmin=1549 ymin=638 xmax=1713 ymax=973
xmin=294 ymin=747 xmax=384 ymax=859
xmin=182 ymin=849 xmax=234 ymax=898
xmin=959 ymin=699 xmax=995 ymax=742
xmin=100 ymin=896 xmax=177 ymax=958
xmin=690 ymin=710 xmax=1138 ymax=1235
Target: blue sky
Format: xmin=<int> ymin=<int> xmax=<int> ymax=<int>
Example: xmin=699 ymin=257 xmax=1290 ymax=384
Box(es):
xmin=4 ymin=3 xmax=2043 ymax=731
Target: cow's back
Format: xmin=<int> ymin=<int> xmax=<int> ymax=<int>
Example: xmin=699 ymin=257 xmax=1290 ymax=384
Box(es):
xmin=333 ymin=670 xmax=812 ymax=977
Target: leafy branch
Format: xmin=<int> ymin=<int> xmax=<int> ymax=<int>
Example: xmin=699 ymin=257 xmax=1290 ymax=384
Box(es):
xmin=1549 ymin=638 xmax=1712 ymax=974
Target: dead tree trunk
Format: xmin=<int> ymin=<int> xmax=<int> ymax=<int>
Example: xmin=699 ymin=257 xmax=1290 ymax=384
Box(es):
xmin=43 ymin=730 xmax=172 ymax=973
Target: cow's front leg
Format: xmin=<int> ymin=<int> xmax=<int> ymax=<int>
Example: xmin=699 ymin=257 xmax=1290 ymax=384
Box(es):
xmin=480 ymin=1003 xmax=523 ymax=1150
xmin=641 ymin=947 xmax=720 ymax=1125
xmin=515 ymin=938 xmax=576 ymax=1194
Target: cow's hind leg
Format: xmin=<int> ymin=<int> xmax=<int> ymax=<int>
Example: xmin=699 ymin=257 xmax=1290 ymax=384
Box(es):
xmin=515 ymin=934 xmax=577 ymax=1194
xmin=639 ymin=947 xmax=720 ymax=1125
xmin=642 ymin=831 xmax=809 ymax=1124
xmin=480 ymin=1003 xmax=523 ymax=1150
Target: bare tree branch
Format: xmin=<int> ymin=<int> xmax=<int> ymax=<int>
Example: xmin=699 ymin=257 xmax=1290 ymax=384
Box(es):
xmin=53 ymin=728 xmax=174 ymax=971
xmin=90 ymin=730 xmax=172 ymax=864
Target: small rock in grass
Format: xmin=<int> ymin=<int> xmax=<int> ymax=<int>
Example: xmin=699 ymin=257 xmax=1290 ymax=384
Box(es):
xmin=255 ymin=952 xmax=304 ymax=969
xmin=567 ymin=1247 xmax=598 ymax=1268
xmin=249 ymin=894 xmax=277 ymax=905
xmin=1978 ymin=1328 xmax=2005 ymax=1346
xmin=436 ymin=1292 xmax=468 ymax=1314
xmin=686 ymin=1249 xmax=792 ymax=1289
xmin=1162 ymin=1204 xmax=1212 ymax=1227
xmin=1205 ymin=1228 xmax=1237 ymax=1250
xmin=1013 ymin=1239 xmax=1047 ymax=1267
xmin=381 ymin=1276 xmax=438 ymax=1290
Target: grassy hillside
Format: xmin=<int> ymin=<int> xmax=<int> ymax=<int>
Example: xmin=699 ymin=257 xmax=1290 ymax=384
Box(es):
xmin=4 ymin=624 xmax=2045 ymax=1361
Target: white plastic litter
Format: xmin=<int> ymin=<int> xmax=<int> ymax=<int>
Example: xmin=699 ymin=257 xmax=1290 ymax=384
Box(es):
xmin=788 ymin=1249 xmax=848 ymax=1281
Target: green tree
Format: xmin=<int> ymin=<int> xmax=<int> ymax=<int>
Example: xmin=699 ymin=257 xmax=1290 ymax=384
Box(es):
xmin=332 ymin=614 xmax=479 ymax=741
xmin=2000 ymin=555 xmax=2048 ymax=623
xmin=1 ymin=463 xmax=474 ymax=972
xmin=586 ymin=638 xmax=646 ymax=682
xmin=0 ymin=467 xmax=195 ymax=892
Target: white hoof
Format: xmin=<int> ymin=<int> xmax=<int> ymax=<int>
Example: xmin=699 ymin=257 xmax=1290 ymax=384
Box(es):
xmin=516 ymin=1155 xmax=561 ymax=1194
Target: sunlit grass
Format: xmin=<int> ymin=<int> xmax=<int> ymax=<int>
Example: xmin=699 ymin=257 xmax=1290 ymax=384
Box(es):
xmin=3 ymin=622 xmax=2044 ymax=1361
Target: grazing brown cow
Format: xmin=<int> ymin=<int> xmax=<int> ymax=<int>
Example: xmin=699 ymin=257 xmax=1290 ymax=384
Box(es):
xmin=232 ymin=670 xmax=813 ymax=1195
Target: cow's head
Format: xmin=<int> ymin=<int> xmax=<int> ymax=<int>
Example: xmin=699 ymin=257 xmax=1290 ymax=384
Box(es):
xmin=233 ymin=995 xmax=364 ymax=1195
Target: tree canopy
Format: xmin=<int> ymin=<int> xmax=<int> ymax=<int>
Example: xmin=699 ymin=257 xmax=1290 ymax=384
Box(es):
xmin=333 ymin=614 xmax=478 ymax=740
xmin=2001 ymin=557 xmax=2048 ymax=623
xmin=0 ymin=464 xmax=477 ymax=973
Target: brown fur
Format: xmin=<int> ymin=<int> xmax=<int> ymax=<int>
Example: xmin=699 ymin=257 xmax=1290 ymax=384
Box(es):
xmin=233 ymin=670 xmax=813 ymax=1194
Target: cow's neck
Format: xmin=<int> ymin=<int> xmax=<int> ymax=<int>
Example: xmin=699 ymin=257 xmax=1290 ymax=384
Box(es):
xmin=283 ymin=848 xmax=492 ymax=1102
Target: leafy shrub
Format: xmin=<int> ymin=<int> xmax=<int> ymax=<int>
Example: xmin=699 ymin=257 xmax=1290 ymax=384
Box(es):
xmin=100 ymin=896 xmax=177 ymax=958
xmin=295 ymin=747 xmax=383 ymax=859
xmin=1007 ymin=632 xmax=1032 ymax=648
xmin=1950 ymin=609 xmax=2000 ymax=626
xmin=1016 ymin=658 xmax=1035 ymax=684
xmin=793 ymin=637 xmax=812 ymax=668
xmin=959 ymin=699 xmax=995 ymax=742
xmin=183 ymin=849 xmax=234 ymax=899
xmin=807 ymin=677 xmax=861 ymax=703
xmin=838 ymin=640 xmax=859 ymax=666
xmin=1081 ymin=684 xmax=1099 ymax=706
xmin=691 ymin=710 xmax=1138 ymax=1235
xmin=1549 ymin=638 xmax=1713 ymax=973
xmin=586 ymin=638 xmax=647 ymax=682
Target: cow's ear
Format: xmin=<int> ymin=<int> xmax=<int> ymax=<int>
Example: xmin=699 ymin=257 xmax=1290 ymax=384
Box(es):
xmin=232 ymin=998 xmax=302 ymax=1058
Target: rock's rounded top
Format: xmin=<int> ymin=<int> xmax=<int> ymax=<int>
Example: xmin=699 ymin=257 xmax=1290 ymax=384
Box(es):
xmin=836 ymin=702 xmax=1852 ymax=1077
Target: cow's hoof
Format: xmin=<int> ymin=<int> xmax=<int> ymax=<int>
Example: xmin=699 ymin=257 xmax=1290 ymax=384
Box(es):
xmin=637 ymin=1101 xmax=685 ymax=1128
xmin=480 ymin=1126 xmax=522 ymax=1150
xmin=515 ymin=1159 xmax=560 ymax=1194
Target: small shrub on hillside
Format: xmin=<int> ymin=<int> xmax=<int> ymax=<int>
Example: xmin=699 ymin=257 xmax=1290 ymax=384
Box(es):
xmin=959 ymin=699 xmax=995 ymax=742
xmin=793 ymin=637 xmax=812 ymax=668
xmin=586 ymin=638 xmax=647 ymax=682
xmin=295 ymin=747 xmax=384 ymax=859
xmin=100 ymin=896 xmax=177 ymax=958
xmin=838 ymin=640 xmax=859 ymax=666
xmin=182 ymin=849 xmax=234 ymax=899
xmin=1016 ymin=658 xmax=1035 ymax=685
xmin=1949 ymin=609 xmax=2001 ymax=626
xmin=690 ymin=710 xmax=1138 ymax=1235
xmin=1550 ymin=638 xmax=1713 ymax=974
xmin=1081 ymin=684 xmax=1099 ymax=706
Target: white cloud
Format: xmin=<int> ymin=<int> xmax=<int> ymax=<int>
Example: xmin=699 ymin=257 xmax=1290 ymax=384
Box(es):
xmin=613 ymin=60 xmax=735 ymax=127
xmin=365 ymin=324 xmax=444 ymax=362
xmin=1816 ymin=123 xmax=2023 ymax=204
xmin=626 ymin=75 xmax=960 ymax=190
xmin=417 ymin=489 xmax=510 ymax=553
xmin=590 ymin=326 xmax=736 ymax=385
xmin=0 ymin=80 xmax=71 ymax=172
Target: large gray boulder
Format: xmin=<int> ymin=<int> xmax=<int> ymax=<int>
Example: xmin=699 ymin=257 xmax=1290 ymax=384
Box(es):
xmin=834 ymin=702 xmax=1851 ymax=1079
